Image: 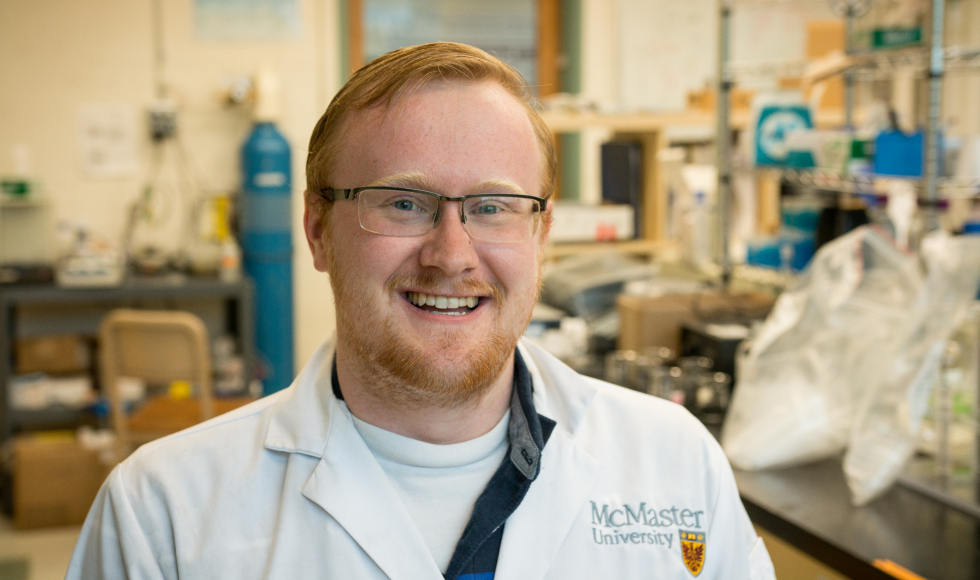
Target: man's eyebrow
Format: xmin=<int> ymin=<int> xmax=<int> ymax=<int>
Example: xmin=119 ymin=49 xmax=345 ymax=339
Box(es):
xmin=365 ymin=174 xmax=529 ymax=197
xmin=367 ymin=172 xmax=432 ymax=190
xmin=469 ymin=178 xmax=527 ymax=196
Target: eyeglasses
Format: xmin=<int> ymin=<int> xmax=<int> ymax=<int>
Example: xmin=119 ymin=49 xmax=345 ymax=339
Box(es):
xmin=319 ymin=186 xmax=547 ymax=243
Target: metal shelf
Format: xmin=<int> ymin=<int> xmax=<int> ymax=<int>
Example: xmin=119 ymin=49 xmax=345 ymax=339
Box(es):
xmin=851 ymin=45 xmax=980 ymax=76
xmin=740 ymin=166 xmax=877 ymax=193
xmin=730 ymin=45 xmax=980 ymax=83
xmin=10 ymin=407 xmax=93 ymax=433
xmin=730 ymin=59 xmax=808 ymax=80
xmin=736 ymin=166 xmax=980 ymax=197
xmin=729 ymin=0 xmax=828 ymax=7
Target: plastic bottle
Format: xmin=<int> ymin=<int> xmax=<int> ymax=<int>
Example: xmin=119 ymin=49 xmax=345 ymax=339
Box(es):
xmin=214 ymin=196 xmax=241 ymax=282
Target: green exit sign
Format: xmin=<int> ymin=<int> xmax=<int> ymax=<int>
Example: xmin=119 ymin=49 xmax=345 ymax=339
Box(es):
xmin=872 ymin=27 xmax=923 ymax=49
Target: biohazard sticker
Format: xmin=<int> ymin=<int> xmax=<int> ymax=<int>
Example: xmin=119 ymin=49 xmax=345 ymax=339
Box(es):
xmin=679 ymin=529 xmax=705 ymax=576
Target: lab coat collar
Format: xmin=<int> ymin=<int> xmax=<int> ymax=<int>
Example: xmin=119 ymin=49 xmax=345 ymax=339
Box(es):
xmin=302 ymin=396 xmax=444 ymax=579
xmin=263 ymin=340 xmax=337 ymax=457
xmin=265 ymin=343 xmax=442 ymax=578
xmin=517 ymin=338 xmax=598 ymax=440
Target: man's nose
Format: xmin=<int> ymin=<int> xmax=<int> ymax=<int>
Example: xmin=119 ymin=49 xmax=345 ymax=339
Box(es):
xmin=418 ymin=202 xmax=480 ymax=275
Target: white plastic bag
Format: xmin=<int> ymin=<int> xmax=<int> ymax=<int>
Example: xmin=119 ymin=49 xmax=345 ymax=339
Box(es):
xmin=722 ymin=227 xmax=923 ymax=470
xmin=844 ymin=232 xmax=980 ymax=505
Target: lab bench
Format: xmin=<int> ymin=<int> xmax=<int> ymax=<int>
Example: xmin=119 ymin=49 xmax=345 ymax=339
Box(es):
xmin=735 ymin=457 xmax=980 ymax=580
xmin=0 ymin=276 xmax=254 ymax=442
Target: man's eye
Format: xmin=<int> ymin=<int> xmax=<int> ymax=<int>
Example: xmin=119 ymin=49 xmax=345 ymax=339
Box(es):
xmin=391 ymin=199 xmax=421 ymax=211
xmin=475 ymin=203 xmax=503 ymax=215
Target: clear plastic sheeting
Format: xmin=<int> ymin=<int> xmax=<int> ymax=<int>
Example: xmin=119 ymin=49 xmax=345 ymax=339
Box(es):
xmin=844 ymin=232 xmax=980 ymax=505
xmin=722 ymin=227 xmax=924 ymax=471
xmin=722 ymin=226 xmax=980 ymax=505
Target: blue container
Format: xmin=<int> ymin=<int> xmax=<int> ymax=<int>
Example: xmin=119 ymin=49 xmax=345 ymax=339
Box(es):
xmin=746 ymin=238 xmax=782 ymax=269
xmin=241 ymin=122 xmax=294 ymax=396
xmin=874 ymin=130 xmax=925 ymax=177
xmin=781 ymin=232 xmax=816 ymax=272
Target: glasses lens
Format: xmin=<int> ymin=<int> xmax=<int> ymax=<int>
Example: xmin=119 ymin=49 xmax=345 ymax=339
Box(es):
xmin=463 ymin=196 xmax=538 ymax=242
xmin=358 ymin=189 xmax=439 ymax=236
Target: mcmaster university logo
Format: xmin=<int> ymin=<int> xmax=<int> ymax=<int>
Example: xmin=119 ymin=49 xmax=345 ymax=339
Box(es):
xmin=589 ymin=501 xmax=707 ymax=575
xmin=679 ymin=529 xmax=706 ymax=576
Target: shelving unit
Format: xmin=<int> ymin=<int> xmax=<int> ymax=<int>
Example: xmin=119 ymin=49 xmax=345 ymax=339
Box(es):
xmin=716 ymin=0 xmax=980 ymax=528
xmin=539 ymin=110 xmax=708 ymax=243
xmin=0 ymin=277 xmax=255 ymax=443
xmin=717 ymin=0 xmax=980 ymax=282
xmin=539 ymin=106 xmax=850 ymax=257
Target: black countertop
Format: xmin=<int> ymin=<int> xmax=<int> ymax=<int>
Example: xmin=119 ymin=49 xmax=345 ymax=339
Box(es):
xmin=735 ymin=458 xmax=980 ymax=580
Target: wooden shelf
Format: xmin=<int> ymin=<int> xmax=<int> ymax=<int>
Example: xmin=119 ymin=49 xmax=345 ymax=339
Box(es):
xmin=545 ymin=239 xmax=676 ymax=260
xmin=538 ymin=110 xmax=717 ymax=132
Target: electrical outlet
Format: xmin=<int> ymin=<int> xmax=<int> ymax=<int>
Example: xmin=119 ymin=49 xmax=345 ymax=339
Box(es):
xmin=148 ymin=98 xmax=178 ymax=141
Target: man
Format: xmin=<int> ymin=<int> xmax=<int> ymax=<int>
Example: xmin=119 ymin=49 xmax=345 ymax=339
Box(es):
xmin=67 ymin=43 xmax=775 ymax=579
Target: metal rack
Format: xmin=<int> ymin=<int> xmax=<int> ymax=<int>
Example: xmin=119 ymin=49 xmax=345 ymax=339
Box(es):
xmin=734 ymin=165 xmax=980 ymax=197
xmin=730 ymin=46 xmax=980 ymax=81
xmin=716 ymin=0 xmax=980 ymax=520
xmin=716 ymin=0 xmax=980 ymax=284
xmin=0 ymin=277 xmax=255 ymax=442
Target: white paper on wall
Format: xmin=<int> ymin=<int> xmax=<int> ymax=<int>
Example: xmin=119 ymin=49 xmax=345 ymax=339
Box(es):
xmin=194 ymin=0 xmax=302 ymax=41
xmin=76 ymin=103 xmax=139 ymax=179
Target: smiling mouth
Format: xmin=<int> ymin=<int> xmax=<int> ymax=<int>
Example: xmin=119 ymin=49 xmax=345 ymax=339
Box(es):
xmin=407 ymin=292 xmax=480 ymax=316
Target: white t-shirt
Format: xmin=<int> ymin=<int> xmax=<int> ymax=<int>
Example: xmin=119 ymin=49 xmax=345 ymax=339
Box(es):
xmin=348 ymin=408 xmax=511 ymax=573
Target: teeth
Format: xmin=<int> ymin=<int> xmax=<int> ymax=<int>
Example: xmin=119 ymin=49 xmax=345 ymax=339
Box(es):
xmin=407 ymin=292 xmax=480 ymax=310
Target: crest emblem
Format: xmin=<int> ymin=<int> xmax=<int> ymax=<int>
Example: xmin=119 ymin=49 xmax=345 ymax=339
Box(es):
xmin=679 ymin=530 xmax=705 ymax=576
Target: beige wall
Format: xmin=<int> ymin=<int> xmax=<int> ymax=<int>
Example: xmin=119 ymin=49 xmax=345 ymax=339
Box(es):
xmin=0 ymin=0 xmax=339 ymax=370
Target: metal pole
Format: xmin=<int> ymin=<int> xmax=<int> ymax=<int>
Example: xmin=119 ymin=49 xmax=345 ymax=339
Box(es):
xmin=924 ymin=0 xmax=946 ymax=232
xmin=844 ymin=3 xmax=855 ymax=128
xmin=717 ymin=0 xmax=733 ymax=288
xmin=152 ymin=0 xmax=166 ymax=99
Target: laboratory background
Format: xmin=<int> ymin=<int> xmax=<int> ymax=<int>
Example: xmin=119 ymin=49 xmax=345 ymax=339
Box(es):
xmin=2 ymin=0 xmax=980 ymax=578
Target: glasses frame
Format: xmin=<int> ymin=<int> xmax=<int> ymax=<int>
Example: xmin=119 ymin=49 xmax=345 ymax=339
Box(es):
xmin=318 ymin=186 xmax=548 ymax=241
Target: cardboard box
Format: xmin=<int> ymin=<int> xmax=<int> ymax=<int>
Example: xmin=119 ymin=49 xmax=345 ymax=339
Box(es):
xmin=15 ymin=335 xmax=91 ymax=375
xmin=805 ymin=20 xmax=845 ymax=110
xmin=687 ymin=87 xmax=755 ymax=112
xmin=617 ymin=292 xmax=776 ymax=353
xmin=12 ymin=433 xmax=113 ymax=529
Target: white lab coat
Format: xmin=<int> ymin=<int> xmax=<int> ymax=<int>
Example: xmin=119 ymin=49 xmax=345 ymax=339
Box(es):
xmin=66 ymin=339 xmax=775 ymax=580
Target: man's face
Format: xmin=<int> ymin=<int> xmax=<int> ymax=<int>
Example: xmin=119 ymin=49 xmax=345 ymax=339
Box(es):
xmin=307 ymin=80 xmax=548 ymax=407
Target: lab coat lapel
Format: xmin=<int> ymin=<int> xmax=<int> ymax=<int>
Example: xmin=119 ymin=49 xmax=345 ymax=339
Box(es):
xmin=494 ymin=427 xmax=601 ymax=580
xmin=302 ymin=398 xmax=442 ymax=580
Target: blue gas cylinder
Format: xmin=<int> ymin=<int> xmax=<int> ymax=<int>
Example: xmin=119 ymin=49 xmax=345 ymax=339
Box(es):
xmin=241 ymin=121 xmax=294 ymax=395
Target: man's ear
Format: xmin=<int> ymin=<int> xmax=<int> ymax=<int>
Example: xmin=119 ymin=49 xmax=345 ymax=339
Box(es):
xmin=303 ymin=190 xmax=331 ymax=273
